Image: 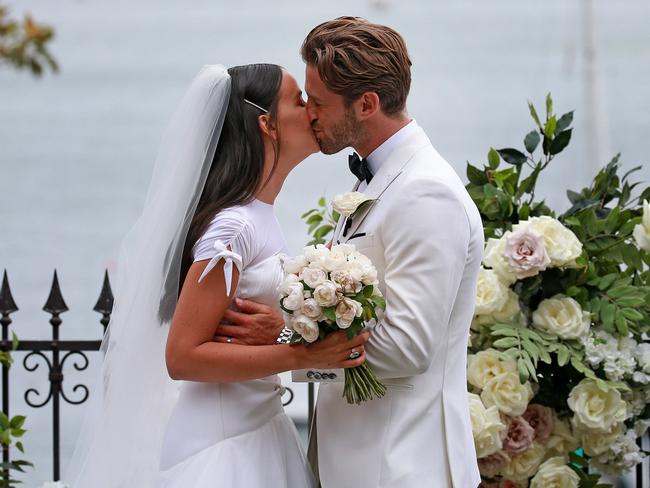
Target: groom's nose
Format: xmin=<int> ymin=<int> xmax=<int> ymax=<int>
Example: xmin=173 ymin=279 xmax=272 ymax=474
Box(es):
xmin=306 ymin=101 xmax=318 ymax=124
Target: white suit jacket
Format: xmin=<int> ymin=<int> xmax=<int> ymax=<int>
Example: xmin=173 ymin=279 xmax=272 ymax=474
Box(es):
xmin=308 ymin=127 xmax=483 ymax=488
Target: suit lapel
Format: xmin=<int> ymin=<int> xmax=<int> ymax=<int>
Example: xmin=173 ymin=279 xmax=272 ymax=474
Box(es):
xmin=341 ymin=128 xmax=431 ymax=242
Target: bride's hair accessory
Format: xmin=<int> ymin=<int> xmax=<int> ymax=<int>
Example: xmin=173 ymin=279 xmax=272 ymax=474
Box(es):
xmin=244 ymin=98 xmax=268 ymax=113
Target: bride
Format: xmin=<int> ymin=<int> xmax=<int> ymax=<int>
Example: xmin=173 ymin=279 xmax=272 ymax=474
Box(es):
xmin=65 ymin=64 xmax=368 ymax=488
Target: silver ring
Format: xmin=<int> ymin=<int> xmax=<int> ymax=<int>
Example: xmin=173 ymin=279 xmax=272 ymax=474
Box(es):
xmin=349 ymin=349 xmax=361 ymax=360
xmin=227 ymin=337 xmax=233 ymax=344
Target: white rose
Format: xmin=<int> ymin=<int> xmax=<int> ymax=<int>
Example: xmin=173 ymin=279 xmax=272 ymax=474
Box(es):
xmin=504 ymin=226 xmax=551 ymax=279
xmin=492 ymin=289 xmax=522 ymax=322
xmin=530 ymin=456 xmax=579 ymax=488
xmin=323 ymin=250 xmax=348 ymax=272
xmin=301 ymin=298 xmax=323 ymax=320
xmin=568 ymin=379 xmax=627 ymax=432
xmin=283 ymin=255 xmax=308 ymax=275
xmin=279 ymin=273 xmax=300 ymax=295
xmin=482 ymin=236 xmax=517 ymax=285
xmin=480 ymin=372 xmax=533 ymax=416
xmin=468 ymin=393 xmax=507 ymax=458
xmin=579 ymin=422 xmax=624 ymax=456
xmin=636 ymin=342 xmax=650 ymax=374
xmin=282 ymin=285 xmax=304 ymax=311
xmin=313 ymin=281 xmax=340 ymax=307
xmin=467 ymin=349 xmax=517 ymax=390
xmin=513 ymin=216 xmax=582 ymax=267
xmin=532 ymin=294 xmax=590 ymax=339
xmin=303 ymin=244 xmax=330 ymax=265
xmin=633 ymin=200 xmax=650 ymax=252
xmin=292 ymin=315 xmax=319 ymax=343
xmin=332 ymin=191 xmax=372 ymax=217
xmin=475 ymin=268 xmax=510 ymax=316
xmin=331 ymin=243 xmax=356 ymax=256
xmin=300 ymin=267 xmax=327 ymax=289
xmin=335 ymin=298 xmax=363 ymax=329
xmin=502 ymin=442 xmax=546 ymax=483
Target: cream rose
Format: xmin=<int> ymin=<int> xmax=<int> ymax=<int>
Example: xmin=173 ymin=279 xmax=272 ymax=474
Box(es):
xmin=301 ymin=298 xmax=323 ymax=320
xmin=502 ymin=442 xmax=546 ymax=483
xmin=513 ymin=216 xmax=582 ymax=267
xmin=283 ymin=255 xmax=308 ymax=274
xmin=282 ymin=284 xmax=304 ymax=311
xmin=467 ymin=349 xmax=517 ymax=390
xmin=530 ymin=456 xmax=579 ymax=488
xmin=332 ymin=191 xmax=373 ymax=217
xmin=279 ymin=273 xmax=300 ymax=295
xmin=522 ymin=404 xmax=554 ymax=443
xmin=504 ymin=227 xmax=551 ymax=279
xmin=475 ymin=268 xmax=510 ymax=316
xmin=544 ymin=416 xmax=579 ymax=460
xmin=532 ymin=294 xmax=590 ymax=339
xmin=323 ymin=250 xmax=348 ymax=272
xmin=567 ymin=379 xmax=627 ymax=432
xmin=303 ymin=244 xmax=329 ymax=265
xmin=480 ymin=372 xmax=533 ymax=416
xmin=468 ymin=393 xmax=506 ymax=458
xmin=330 ymin=270 xmax=361 ymax=294
xmin=633 ymin=200 xmax=650 ymax=252
xmin=579 ymin=422 xmax=624 ymax=456
xmin=300 ymin=267 xmax=327 ymax=289
xmin=482 ymin=236 xmax=517 ymax=285
xmin=313 ymin=281 xmax=340 ymax=307
xmin=478 ymin=451 xmax=510 ymax=478
xmin=335 ymin=298 xmax=363 ymax=329
xmin=292 ymin=315 xmax=319 ymax=343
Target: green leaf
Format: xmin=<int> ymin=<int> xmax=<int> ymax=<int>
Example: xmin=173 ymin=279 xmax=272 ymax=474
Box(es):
xmin=8 ymin=416 xmax=25 ymax=430
xmin=545 ymin=93 xmax=553 ymax=117
xmin=497 ymin=148 xmax=527 ymax=166
xmin=466 ymin=163 xmax=487 ymax=185
xmin=517 ymin=358 xmax=529 ymax=383
xmin=528 ymin=101 xmax=542 ymax=128
xmin=318 ymin=196 xmax=326 ymax=207
xmin=544 ymin=116 xmax=557 ymax=139
xmin=615 ymin=313 xmax=628 ymax=335
xmin=488 ymin=148 xmax=500 ymax=169
xmin=524 ymin=130 xmax=541 ymax=154
xmin=549 ymin=129 xmax=572 ymax=155
xmin=11 ymin=332 xmax=19 ymax=351
xmin=620 ymin=308 xmax=644 ymax=321
xmin=301 ymin=209 xmax=317 ymax=218
xmin=600 ymin=302 xmax=616 ymax=331
xmin=362 ymin=285 xmax=374 ymax=298
xmin=555 ymin=111 xmax=574 ymax=133
xmin=492 ymin=337 xmax=519 ymax=349
xmin=557 ymin=345 xmax=570 ymax=367
xmin=323 ymin=307 xmax=336 ymax=322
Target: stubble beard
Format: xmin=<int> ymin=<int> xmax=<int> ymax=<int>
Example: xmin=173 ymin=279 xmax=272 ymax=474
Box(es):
xmin=315 ymin=108 xmax=364 ymax=155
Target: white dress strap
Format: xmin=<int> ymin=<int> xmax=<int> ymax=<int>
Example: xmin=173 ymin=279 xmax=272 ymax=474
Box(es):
xmin=197 ymin=239 xmax=244 ymax=296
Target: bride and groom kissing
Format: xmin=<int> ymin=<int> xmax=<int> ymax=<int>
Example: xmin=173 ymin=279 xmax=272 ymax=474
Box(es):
xmin=68 ymin=16 xmax=483 ymax=488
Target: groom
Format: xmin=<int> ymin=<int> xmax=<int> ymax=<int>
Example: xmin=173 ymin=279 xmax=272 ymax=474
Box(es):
xmin=220 ymin=17 xmax=483 ymax=488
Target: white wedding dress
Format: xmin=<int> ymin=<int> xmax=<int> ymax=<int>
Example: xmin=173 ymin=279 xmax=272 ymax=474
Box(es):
xmin=156 ymin=199 xmax=314 ymax=487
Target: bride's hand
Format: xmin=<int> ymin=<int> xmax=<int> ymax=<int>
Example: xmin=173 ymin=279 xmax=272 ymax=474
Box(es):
xmin=295 ymin=330 xmax=370 ymax=370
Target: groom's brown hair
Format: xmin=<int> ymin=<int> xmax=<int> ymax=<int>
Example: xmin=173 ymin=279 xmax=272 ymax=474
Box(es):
xmin=301 ymin=16 xmax=412 ymax=116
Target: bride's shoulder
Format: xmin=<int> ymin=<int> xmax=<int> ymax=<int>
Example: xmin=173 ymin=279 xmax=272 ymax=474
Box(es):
xmin=192 ymin=205 xmax=256 ymax=263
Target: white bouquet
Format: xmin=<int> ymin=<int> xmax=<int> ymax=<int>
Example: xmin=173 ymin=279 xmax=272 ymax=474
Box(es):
xmin=280 ymin=243 xmax=387 ymax=404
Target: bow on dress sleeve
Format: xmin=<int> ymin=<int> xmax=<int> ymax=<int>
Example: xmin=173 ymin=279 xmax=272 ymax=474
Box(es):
xmin=197 ymin=239 xmax=244 ymax=296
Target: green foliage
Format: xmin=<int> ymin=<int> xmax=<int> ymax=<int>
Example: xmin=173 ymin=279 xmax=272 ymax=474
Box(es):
xmin=0 ymin=5 xmax=58 ymax=76
xmin=301 ymin=196 xmax=338 ymax=246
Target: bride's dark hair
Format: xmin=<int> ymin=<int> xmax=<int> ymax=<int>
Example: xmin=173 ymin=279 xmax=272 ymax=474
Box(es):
xmin=159 ymin=63 xmax=283 ymax=322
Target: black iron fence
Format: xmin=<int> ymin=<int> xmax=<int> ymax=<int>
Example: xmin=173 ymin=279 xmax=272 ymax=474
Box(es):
xmin=0 ymin=269 xmax=308 ymax=483
xmin=0 ymin=270 xmax=645 ymax=486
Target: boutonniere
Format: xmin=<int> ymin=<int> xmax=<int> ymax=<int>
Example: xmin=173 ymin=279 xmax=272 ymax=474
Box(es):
xmin=332 ymin=192 xmax=377 ymax=220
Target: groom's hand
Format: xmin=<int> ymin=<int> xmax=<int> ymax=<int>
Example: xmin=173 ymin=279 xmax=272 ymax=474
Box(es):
xmin=213 ymin=298 xmax=285 ymax=346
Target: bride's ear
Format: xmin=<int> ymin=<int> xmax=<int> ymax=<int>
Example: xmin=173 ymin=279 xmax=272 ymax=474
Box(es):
xmin=258 ymin=115 xmax=277 ymax=141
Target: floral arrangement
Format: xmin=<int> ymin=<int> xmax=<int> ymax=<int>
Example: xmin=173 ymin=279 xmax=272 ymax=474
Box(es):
xmin=282 ymin=197 xmax=386 ymax=404
xmin=466 ymin=94 xmax=650 ymax=487
xmin=300 ymin=94 xmax=650 ymax=486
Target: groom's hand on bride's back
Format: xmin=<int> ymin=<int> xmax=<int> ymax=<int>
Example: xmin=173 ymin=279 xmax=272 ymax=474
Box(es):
xmin=213 ymin=298 xmax=285 ymax=346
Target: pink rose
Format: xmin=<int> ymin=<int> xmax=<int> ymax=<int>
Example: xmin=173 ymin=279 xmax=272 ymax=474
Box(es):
xmin=478 ymin=451 xmax=510 ymax=478
xmin=501 ymin=416 xmax=535 ymax=453
xmin=504 ymin=228 xmax=550 ymax=279
xmin=522 ymin=404 xmax=555 ymax=443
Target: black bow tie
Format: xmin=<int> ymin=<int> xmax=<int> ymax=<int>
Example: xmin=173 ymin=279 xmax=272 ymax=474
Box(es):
xmin=348 ymin=153 xmax=373 ymax=184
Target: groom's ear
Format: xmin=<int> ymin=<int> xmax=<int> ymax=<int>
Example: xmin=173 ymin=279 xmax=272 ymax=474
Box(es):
xmin=355 ymin=92 xmax=381 ymax=121
xmin=258 ymin=115 xmax=277 ymax=140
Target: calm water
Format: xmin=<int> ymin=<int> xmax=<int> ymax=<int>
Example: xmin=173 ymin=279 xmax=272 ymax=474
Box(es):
xmin=1 ymin=0 xmax=649 ymax=484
